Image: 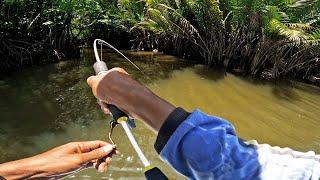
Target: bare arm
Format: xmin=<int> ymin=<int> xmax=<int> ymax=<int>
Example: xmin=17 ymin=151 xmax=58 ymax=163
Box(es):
xmin=0 ymin=141 xmax=115 ymax=179
xmin=87 ymin=68 xmax=176 ymax=132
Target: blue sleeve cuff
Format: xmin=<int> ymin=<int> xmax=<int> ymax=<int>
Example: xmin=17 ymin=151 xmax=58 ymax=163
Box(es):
xmin=154 ymin=107 xmax=190 ymax=154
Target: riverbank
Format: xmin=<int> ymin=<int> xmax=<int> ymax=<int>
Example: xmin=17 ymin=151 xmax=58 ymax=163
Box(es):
xmin=2 ymin=48 xmax=319 ymax=88
xmin=2 ymin=0 xmax=319 ymax=87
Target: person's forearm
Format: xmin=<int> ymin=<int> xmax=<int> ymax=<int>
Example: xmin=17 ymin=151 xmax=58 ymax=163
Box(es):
xmin=111 ymin=80 xmax=176 ymax=132
xmin=90 ymin=69 xmax=176 ymax=132
xmin=0 ymin=156 xmax=44 ymax=179
xmin=125 ymin=86 xmax=175 ymax=131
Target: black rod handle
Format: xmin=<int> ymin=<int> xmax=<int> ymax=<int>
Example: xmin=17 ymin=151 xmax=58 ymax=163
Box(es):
xmin=144 ymin=167 xmax=168 ymax=180
xmin=107 ymin=104 xmax=128 ymax=121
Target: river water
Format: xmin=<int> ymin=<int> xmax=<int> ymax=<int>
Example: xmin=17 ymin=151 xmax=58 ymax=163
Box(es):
xmin=0 ymin=50 xmax=319 ymax=179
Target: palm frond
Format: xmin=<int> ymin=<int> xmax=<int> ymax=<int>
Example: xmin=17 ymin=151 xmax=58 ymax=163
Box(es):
xmin=286 ymin=23 xmax=313 ymax=30
xmin=288 ymin=0 xmax=318 ymax=8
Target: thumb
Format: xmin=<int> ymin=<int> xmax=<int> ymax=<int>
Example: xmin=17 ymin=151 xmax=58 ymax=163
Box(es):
xmin=86 ymin=75 xmax=98 ymax=88
xmin=81 ymin=144 xmax=115 ymax=162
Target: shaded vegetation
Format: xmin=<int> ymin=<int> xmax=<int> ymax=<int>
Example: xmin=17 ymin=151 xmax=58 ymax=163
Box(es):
xmin=0 ymin=0 xmax=131 ymax=72
xmin=132 ymin=0 xmax=320 ymax=81
xmin=1 ymin=0 xmax=319 ymax=84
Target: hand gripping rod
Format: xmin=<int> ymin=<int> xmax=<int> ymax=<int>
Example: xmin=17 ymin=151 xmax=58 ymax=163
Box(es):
xmin=92 ymin=39 xmax=167 ymax=180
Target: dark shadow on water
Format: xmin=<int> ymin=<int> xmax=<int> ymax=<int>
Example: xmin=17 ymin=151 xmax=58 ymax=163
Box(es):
xmin=103 ymin=51 xmax=194 ymax=84
xmin=292 ymin=81 xmax=320 ymax=96
xmin=271 ymin=80 xmax=301 ymax=102
xmin=232 ymin=74 xmax=303 ymax=102
xmin=193 ymin=65 xmax=227 ymax=82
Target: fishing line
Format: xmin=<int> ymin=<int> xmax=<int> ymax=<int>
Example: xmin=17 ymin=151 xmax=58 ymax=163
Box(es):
xmin=93 ymin=39 xmax=149 ymax=167
xmin=92 ymin=39 xmax=167 ymax=179
xmin=93 ymin=39 xmax=142 ymax=72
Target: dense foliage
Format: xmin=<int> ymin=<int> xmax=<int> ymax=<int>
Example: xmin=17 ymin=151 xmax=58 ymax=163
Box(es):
xmin=0 ymin=0 xmax=129 ymax=71
xmin=1 ymin=0 xmax=319 ymax=83
xmin=133 ymin=0 xmax=320 ymax=80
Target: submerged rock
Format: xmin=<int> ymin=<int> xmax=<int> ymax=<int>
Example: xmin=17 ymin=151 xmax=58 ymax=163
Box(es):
xmin=307 ymin=75 xmax=320 ymax=85
xmin=261 ymin=69 xmax=276 ymax=80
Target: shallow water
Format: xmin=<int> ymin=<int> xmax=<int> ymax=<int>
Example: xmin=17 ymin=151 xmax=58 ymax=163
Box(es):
xmin=0 ymin=50 xmax=319 ymax=179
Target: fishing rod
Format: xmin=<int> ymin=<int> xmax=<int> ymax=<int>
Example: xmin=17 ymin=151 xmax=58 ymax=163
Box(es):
xmin=92 ymin=39 xmax=168 ymax=180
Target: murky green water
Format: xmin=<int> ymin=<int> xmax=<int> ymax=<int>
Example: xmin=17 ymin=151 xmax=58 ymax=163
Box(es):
xmin=0 ymin=50 xmax=320 ymax=179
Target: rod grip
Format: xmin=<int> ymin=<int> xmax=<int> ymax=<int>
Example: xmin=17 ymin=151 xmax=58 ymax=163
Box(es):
xmin=93 ymin=61 xmax=128 ymax=121
xmin=144 ymin=167 xmax=168 ymax=180
xmin=107 ymin=104 xmax=128 ymax=121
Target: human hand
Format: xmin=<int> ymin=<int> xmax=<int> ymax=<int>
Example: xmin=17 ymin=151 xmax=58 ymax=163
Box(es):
xmin=87 ymin=67 xmax=175 ymax=132
xmin=0 ymin=141 xmax=116 ymax=179
xmin=87 ymin=67 xmax=147 ymax=118
xmin=87 ymin=67 xmax=139 ymax=113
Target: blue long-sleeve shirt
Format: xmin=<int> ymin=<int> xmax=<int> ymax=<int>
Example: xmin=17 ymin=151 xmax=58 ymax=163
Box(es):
xmin=154 ymin=108 xmax=320 ymax=180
